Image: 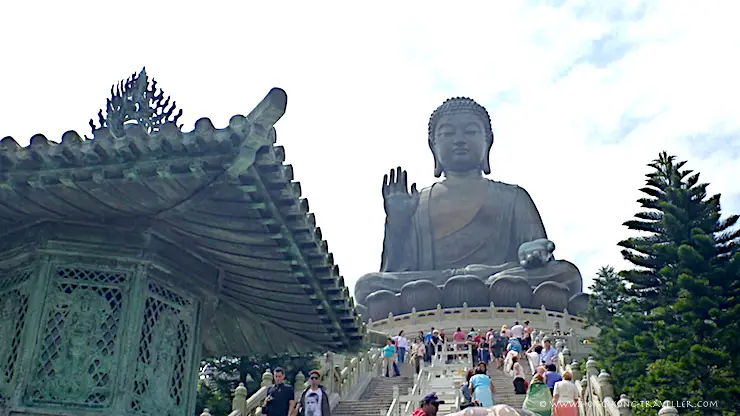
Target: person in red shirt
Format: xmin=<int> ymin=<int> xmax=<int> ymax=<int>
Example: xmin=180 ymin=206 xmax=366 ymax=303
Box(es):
xmin=411 ymin=392 xmax=444 ymax=416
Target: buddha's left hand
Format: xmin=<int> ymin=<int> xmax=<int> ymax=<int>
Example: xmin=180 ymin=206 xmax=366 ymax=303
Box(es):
xmin=518 ymin=238 xmax=555 ymax=269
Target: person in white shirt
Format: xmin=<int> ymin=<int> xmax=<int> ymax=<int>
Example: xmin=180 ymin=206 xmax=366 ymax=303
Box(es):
xmin=510 ymin=321 xmax=524 ymax=344
xmin=393 ymin=330 xmax=409 ymax=364
xmin=298 ymin=370 xmax=330 ymax=416
xmin=525 ymin=345 xmax=543 ymax=375
xmin=503 ymin=351 xmax=527 ymax=394
xmin=552 ymin=371 xmax=579 ymax=416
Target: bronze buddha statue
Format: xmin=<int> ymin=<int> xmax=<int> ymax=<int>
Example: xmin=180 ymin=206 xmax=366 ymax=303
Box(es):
xmin=354 ymin=97 xmax=587 ymax=321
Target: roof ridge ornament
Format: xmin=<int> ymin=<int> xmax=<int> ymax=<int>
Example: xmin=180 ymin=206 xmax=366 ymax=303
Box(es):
xmin=88 ymin=67 xmax=183 ymax=139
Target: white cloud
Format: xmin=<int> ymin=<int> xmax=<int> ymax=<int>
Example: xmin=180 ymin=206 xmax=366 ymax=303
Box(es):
xmin=1 ymin=0 xmax=739 ymax=297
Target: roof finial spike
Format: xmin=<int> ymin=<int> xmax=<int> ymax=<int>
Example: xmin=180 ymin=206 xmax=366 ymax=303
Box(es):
xmin=88 ymin=67 xmax=183 ymax=138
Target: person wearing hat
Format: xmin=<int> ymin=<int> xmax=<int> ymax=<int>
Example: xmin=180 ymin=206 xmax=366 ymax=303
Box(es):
xmin=296 ymin=370 xmax=330 ymax=416
xmin=411 ymin=392 xmax=444 ymax=416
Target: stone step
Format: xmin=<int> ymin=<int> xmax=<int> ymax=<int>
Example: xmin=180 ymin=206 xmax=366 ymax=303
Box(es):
xmin=488 ymin=369 xmax=527 ymax=408
xmin=340 ymin=372 xmax=416 ymax=416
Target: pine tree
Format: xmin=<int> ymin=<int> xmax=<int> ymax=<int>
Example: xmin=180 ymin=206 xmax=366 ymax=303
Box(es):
xmin=585 ymin=266 xmax=626 ymax=328
xmin=618 ymin=152 xmax=739 ymax=312
xmin=640 ymin=229 xmax=740 ymax=414
xmin=598 ymin=152 xmax=740 ymax=414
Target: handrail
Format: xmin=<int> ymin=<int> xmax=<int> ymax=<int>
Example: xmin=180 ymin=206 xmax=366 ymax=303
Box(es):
xmin=403 ymin=365 xmax=427 ymax=414
xmin=221 ymin=346 xmax=385 ymax=416
xmin=557 ymin=351 xmax=632 ymax=416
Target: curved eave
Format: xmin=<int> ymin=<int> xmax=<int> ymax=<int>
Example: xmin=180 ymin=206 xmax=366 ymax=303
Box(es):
xmin=159 ymin=143 xmax=363 ymax=354
xmin=0 ymin=88 xmax=363 ymax=356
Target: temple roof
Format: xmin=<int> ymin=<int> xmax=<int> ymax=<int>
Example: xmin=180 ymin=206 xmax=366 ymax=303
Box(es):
xmin=0 ymin=87 xmax=363 ymax=357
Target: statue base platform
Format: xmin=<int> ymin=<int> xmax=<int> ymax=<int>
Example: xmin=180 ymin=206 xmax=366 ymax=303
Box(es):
xmin=355 ymin=274 xmax=589 ymax=322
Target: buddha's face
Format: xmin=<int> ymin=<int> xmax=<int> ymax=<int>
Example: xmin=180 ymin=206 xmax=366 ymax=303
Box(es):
xmin=432 ymin=112 xmax=488 ymax=174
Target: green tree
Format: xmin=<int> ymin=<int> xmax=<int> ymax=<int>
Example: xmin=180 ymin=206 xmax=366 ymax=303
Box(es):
xmin=585 ymin=266 xmax=627 ymax=328
xmin=618 ymin=152 xmax=738 ymax=312
xmin=642 ymin=228 xmax=740 ymax=414
xmin=597 ymin=152 xmax=740 ymax=415
xmin=195 ymin=353 xmax=320 ymax=416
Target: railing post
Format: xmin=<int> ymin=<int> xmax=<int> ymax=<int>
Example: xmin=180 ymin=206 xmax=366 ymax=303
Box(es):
xmin=326 ymin=353 xmax=336 ymax=393
xmin=261 ymin=369 xmax=274 ymax=387
xmin=617 ymin=394 xmax=633 ymax=416
xmin=232 ymin=382 xmax=248 ymax=412
xmin=392 ymin=385 xmax=400 ymax=416
xmin=586 ymin=357 xmax=598 ymax=378
xmin=562 ymin=347 xmax=572 ymax=368
xmin=541 ymin=305 xmax=548 ymax=325
xmin=516 ymin=302 xmax=522 ymax=320
xmin=597 ymin=370 xmax=614 ymax=399
xmin=563 ymin=308 xmax=571 ymax=326
xmin=570 ymin=359 xmax=581 ymax=381
xmin=294 ymin=372 xmax=306 ymax=401
xmin=490 ymin=301 xmax=496 ymax=319
xmin=462 ymin=302 xmax=469 ymax=319
xmin=658 ymin=403 xmax=678 ymax=416
xmin=411 ymin=307 xmax=418 ymax=324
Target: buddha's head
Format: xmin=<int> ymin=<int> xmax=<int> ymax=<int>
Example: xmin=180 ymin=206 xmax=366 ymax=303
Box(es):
xmin=428 ymin=97 xmax=494 ymax=177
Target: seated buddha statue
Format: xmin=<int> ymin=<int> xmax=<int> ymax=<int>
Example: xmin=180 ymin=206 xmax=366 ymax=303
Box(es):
xmin=354 ymin=97 xmax=586 ymax=320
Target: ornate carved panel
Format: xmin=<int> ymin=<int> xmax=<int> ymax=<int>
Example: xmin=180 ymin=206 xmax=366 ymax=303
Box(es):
xmin=130 ymin=281 xmax=198 ymax=416
xmin=25 ymin=267 xmax=130 ymax=408
xmin=0 ymin=268 xmax=32 ymax=402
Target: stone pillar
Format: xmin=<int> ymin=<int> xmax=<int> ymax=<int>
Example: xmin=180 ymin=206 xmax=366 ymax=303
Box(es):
xmin=232 ymin=383 xmax=248 ymax=412
xmin=586 ymin=356 xmax=599 ymax=378
xmin=0 ymin=223 xmax=206 ymax=416
xmin=617 ymin=394 xmax=633 ymax=416
xmin=261 ymin=369 xmax=274 ymax=388
xmin=294 ymin=373 xmax=305 ymax=401
xmin=658 ymin=403 xmax=678 ymax=416
xmin=597 ymin=370 xmax=614 ymax=398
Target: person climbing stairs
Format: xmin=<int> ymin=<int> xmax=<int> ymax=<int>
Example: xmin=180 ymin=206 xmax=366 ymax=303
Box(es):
xmin=489 ymin=367 xmax=527 ymax=408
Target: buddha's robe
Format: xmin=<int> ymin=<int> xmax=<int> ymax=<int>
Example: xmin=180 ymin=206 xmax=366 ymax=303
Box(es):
xmin=355 ymin=179 xmax=582 ymax=304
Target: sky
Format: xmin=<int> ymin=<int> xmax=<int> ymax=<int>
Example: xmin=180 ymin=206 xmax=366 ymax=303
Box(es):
xmin=2 ymin=0 xmax=739 ymax=297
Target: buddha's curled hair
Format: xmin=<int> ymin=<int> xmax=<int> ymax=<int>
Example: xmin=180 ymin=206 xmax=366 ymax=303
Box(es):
xmin=428 ymin=97 xmax=494 ymax=145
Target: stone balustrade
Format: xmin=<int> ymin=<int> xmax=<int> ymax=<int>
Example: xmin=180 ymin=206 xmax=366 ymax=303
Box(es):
xmin=216 ymin=346 xmax=384 ymax=416
xmin=369 ymin=302 xmax=590 ymax=331
xmin=556 ymin=354 xmax=631 ymax=416
xmin=556 ymin=354 xmax=685 ymax=416
xmin=368 ymin=302 xmax=598 ymax=361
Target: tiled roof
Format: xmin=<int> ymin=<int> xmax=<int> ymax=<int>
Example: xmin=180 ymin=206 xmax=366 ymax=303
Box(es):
xmin=0 ymin=88 xmax=363 ymax=357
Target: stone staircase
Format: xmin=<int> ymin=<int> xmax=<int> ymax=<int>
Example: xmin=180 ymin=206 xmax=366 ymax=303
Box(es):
xmin=332 ymin=362 xmax=415 ymax=416
xmin=490 ymin=367 xmax=526 ymax=408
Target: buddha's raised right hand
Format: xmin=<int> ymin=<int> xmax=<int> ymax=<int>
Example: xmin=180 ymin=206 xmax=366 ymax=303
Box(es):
xmin=382 ymin=166 xmax=419 ymax=226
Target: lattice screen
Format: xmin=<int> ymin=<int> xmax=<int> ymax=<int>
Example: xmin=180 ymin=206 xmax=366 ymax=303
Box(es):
xmin=25 ymin=267 xmax=129 ymax=407
xmin=130 ymin=281 xmax=197 ymax=416
xmin=0 ymin=268 xmax=32 ymax=402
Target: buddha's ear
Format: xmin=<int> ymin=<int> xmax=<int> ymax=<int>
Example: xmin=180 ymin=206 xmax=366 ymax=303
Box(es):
xmin=429 ymin=138 xmax=443 ymax=177
xmin=434 ymin=159 xmax=443 ymax=178
xmin=481 ymin=154 xmax=491 ymax=175
xmin=481 ymin=133 xmax=493 ymax=175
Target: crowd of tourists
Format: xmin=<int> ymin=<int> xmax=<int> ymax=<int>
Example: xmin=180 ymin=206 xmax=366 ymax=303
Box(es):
xmin=262 ymin=322 xmax=576 ymax=416
xmin=396 ymin=322 xmax=580 ymax=416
